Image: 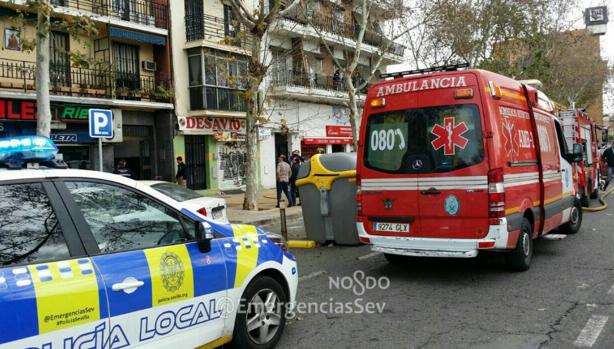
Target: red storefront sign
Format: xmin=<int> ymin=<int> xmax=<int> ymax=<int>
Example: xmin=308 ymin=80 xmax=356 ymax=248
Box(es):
xmin=0 ymin=99 xmax=36 ymax=120
xmin=302 ymin=137 xmax=353 ymax=145
xmin=326 ymin=125 xmax=352 ymax=137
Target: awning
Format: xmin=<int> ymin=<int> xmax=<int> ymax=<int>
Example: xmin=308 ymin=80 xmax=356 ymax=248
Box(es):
xmin=109 ymin=26 xmax=166 ymax=46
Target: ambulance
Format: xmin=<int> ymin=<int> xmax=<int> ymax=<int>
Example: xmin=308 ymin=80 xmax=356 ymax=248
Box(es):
xmin=355 ymin=64 xmax=584 ymax=271
xmin=559 ymin=108 xmax=600 ymax=205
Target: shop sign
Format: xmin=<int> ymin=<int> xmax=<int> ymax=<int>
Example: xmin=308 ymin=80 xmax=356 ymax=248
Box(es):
xmin=0 ymin=98 xmax=36 ymax=120
xmin=0 ymin=99 xmax=105 ymax=123
xmin=303 ymin=137 xmax=353 ymax=145
xmin=178 ymin=116 xmax=246 ymax=134
xmin=326 ymin=125 xmax=353 ymax=137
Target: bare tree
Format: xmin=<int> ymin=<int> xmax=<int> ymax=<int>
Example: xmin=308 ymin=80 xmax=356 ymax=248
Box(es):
xmin=301 ymin=0 xmax=416 ymax=150
xmin=226 ymin=0 xmax=301 ymax=210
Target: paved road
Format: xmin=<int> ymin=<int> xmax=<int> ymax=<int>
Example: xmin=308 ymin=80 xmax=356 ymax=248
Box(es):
xmin=274 ymin=196 xmax=614 ymax=349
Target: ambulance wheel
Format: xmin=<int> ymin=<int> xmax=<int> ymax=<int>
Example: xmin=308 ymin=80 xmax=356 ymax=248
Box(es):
xmin=230 ymin=276 xmax=287 ymax=349
xmin=505 ymin=218 xmax=533 ymax=271
xmin=561 ymin=201 xmax=582 ymax=235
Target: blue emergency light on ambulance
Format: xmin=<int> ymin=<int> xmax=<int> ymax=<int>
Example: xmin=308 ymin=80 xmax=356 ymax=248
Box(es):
xmin=0 ymin=136 xmax=58 ymax=165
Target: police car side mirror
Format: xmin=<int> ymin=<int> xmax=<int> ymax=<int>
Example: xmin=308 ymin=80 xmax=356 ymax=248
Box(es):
xmin=196 ymin=222 xmax=213 ymax=253
xmin=570 ymin=143 xmax=584 ymax=163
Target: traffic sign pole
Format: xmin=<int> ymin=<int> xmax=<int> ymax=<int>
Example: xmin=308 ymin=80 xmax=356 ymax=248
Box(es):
xmin=98 ymin=138 xmax=103 ymax=172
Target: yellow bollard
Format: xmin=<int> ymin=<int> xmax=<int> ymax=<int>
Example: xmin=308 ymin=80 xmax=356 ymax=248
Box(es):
xmin=287 ymin=240 xmax=317 ymax=249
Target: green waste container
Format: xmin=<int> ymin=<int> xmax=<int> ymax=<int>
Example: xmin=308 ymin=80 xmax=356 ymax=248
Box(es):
xmin=295 ymin=152 xmax=359 ymax=245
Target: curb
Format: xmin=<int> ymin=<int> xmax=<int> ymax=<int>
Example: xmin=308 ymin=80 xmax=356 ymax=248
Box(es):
xmin=288 ymin=240 xmax=317 ymax=248
xmin=229 ymin=210 xmax=303 ymax=227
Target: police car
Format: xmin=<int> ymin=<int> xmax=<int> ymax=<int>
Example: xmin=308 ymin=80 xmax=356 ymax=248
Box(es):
xmin=0 ymin=136 xmax=298 ymax=349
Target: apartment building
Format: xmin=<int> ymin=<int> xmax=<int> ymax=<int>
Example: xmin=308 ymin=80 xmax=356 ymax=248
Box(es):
xmin=0 ymin=0 xmax=174 ymax=180
xmin=171 ymin=0 xmax=403 ymax=191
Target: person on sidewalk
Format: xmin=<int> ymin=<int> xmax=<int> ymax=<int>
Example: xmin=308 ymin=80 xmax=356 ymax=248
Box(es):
xmin=176 ymin=156 xmax=187 ymax=188
xmin=601 ymin=141 xmax=614 ymax=189
xmin=290 ymin=156 xmax=301 ymax=206
xmin=113 ymin=159 xmax=134 ymax=179
xmin=276 ymin=155 xmax=293 ymax=207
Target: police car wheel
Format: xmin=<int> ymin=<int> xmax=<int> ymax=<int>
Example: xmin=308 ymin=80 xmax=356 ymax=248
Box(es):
xmin=561 ymin=201 xmax=582 ymax=235
xmin=506 ymin=218 xmax=533 ymax=272
xmin=230 ymin=276 xmax=287 ymax=349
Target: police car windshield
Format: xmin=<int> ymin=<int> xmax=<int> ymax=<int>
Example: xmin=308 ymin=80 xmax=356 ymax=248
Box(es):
xmin=151 ymin=183 xmax=203 ymax=202
xmin=364 ymin=104 xmax=484 ymax=174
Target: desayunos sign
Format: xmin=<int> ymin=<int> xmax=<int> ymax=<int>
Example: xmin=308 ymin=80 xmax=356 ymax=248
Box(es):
xmin=178 ymin=116 xmax=246 ymax=134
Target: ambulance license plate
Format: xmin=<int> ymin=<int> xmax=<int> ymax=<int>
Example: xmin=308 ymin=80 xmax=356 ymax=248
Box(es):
xmin=373 ymin=222 xmax=410 ymax=233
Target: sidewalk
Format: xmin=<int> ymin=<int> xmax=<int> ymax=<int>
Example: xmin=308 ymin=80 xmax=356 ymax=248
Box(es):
xmin=200 ymin=188 xmax=303 ymax=226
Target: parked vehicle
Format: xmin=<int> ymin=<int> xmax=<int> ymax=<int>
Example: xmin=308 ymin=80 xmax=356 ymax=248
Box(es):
xmin=140 ymin=180 xmax=229 ymax=223
xmin=559 ymin=109 xmax=600 ymax=205
xmin=355 ymin=64 xmax=584 ymax=271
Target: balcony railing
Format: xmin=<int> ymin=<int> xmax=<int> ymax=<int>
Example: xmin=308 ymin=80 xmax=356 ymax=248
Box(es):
xmin=49 ymin=0 xmax=168 ymax=29
xmin=0 ymin=58 xmax=172 ymax=103
xmin=185 ymin=14 xmax=252 ymax=50
xmin=271 ymin=70 xmax=370 ymax=95
xmin=281 ymin=15 xmax=405 ymax=57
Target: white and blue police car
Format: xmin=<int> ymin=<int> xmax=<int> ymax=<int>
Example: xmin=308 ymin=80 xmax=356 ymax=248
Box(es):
xmin=0 ymin=136 xmax=298 ymax=349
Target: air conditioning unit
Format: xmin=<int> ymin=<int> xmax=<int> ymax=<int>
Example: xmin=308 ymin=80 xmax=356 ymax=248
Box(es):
xmin=142 ymin=61 xmax=157 ymax=72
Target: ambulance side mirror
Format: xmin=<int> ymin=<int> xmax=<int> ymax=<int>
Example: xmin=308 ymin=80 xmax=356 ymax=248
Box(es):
xmin=570 ymin=143 xmax=584 ymax=163
xmin=195 ymin=222 xmax=213 ymax=253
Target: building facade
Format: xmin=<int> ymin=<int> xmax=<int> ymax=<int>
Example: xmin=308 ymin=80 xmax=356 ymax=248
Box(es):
xmin=0 ymin=0 xmax=174 ymax=180
xmin=171 ymin=0 xmax=403 ymax=191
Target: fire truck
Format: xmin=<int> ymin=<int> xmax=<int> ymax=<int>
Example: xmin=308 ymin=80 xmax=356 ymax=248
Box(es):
xmin=559 ymin=108 xmax=600 ymax=205
xmin=355 ymin=64 xmax=584 ymax=271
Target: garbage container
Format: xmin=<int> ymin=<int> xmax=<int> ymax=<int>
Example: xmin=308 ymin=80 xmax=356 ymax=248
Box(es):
xmin=296 ymin=152 xmax=359 ymax=245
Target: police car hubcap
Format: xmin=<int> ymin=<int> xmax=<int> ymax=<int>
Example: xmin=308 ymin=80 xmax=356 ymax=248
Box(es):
xmin=246 ymin=288 xmax=281 ymax=344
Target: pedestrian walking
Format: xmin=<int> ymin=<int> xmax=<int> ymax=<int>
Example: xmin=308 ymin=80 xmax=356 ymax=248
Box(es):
xmin=601 ymin=141 xmax=614 ymax=189
xmin=276 ymin=155 xmax=293 ymax=207
xmin=176 ymin=156 xmax=187 ymax=187
xmin=290 ymin=156 xmax=301 ymax=205
xmin=113 ymin=159 xmax=134 ymax=179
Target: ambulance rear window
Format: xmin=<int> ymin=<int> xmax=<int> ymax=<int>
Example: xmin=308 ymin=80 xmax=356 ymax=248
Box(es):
xmin=364 ymin=104 xmax=483 ymax=173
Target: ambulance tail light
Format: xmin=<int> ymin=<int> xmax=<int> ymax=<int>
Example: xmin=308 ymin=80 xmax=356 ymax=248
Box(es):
xmin=488 ymin=168 xmax=505 ymax=224
xmin=370 ymin=98 xmax=386 ymax=108
xmin=488 ymin=81 xmax=502 ymax=99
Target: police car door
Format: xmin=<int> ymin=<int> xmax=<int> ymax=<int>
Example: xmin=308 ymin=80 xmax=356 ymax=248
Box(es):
xmin=0 ymin=180 xmax=109 ymax=349
xmin=58 ymin=180 xmax=228 ymax=348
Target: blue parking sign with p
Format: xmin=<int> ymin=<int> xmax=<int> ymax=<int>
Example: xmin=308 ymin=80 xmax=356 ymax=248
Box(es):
xmin=89 ymin=109 xmax=113 ymax=138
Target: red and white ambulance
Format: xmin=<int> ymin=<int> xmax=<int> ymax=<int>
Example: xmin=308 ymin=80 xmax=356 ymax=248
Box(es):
xmin=355 ymin=64 xmax=584 ymax=270
xmin=559 ymin=108 xmax=600 ymax=205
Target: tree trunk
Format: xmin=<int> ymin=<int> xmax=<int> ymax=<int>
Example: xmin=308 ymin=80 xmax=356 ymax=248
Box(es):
xmin=242 ymin=34 xmax=265 ymax=211
xmin=345 ymin=75 xmax=359 ymax=151
xmin=35 ymin=3 xmax=51 ymax=137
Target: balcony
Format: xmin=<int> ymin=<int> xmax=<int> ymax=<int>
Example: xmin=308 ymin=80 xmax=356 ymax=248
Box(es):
xmin=277 ymin=14 xmax=405 ymax=58
xmin=185 ymin=14 xmax=251 ymax=51
xmin=49 ymin=0 xmax=168 ymax=29
xmin=269 ymin=70 xmax=367 ymax=104
xmin=0 ymin=58 xmax=173 ymax=103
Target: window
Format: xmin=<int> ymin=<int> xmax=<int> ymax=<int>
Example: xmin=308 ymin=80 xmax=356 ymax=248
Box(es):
xmin=0 ymin=183 xmax=70 ymax=266
xmin=188 ymin=49 xmax=248 ymax=112
xmin=113 ymin=43 xmax=140 ymax=90
xmin=50 ymin=31 xmax=70 ymax=86
xmin=65 ymin=182 xmax=194 ymax=253
xmin=364 ymin=104 xmax=484 ymax=173
xmin=185 ymin=0 xmax=204 ymax=41
xmin=224 ymin=5 xmax=240 ymax=40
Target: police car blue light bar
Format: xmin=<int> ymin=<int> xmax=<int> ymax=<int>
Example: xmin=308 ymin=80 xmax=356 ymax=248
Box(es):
xmin=0 ymin=136 xmax=58 ymax=164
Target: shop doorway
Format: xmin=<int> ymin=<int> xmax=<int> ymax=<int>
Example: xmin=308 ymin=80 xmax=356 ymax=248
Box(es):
xmin=185 ymin=135 xmax=207 ymax=190
xmin=114 ymin=125 xmax=153 ymax=180
xmin=57 ymin=145 xmax=90 ymax=169
xmin=275 ymin=133 xmax=289 ymax=159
